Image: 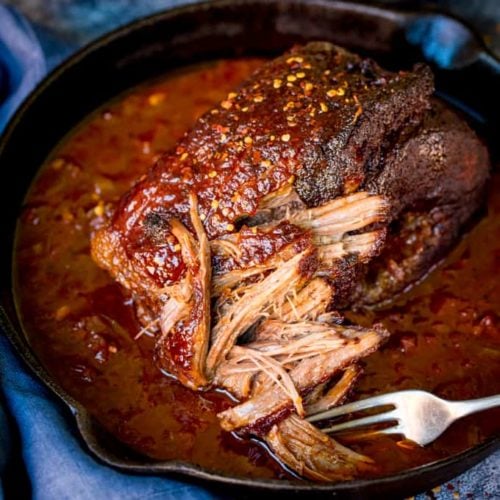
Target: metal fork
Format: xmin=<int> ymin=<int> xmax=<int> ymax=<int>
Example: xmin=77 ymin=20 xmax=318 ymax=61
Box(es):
xmin=307 ymin=390 xmax=500 ymax=446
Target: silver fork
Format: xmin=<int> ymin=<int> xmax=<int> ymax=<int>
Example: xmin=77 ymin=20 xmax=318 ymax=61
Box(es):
xmin=307 ymin=390 xmax=500 ymax=446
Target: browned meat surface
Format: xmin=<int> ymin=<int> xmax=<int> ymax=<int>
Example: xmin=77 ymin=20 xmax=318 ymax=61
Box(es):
xmin=210 ymin=221 xmax=311 ymax=296
xmin=90 ymin=41 xmax=489 ymax=481
xmin=92 ymin=41 xmax=487 ymax=312
xmin=353 ymin=100 xmax=490 ymax=305
xmin=91 ymin=41 xmax=434 ymax=295
xmin=366 ymin=99 xmax=488 ymax=219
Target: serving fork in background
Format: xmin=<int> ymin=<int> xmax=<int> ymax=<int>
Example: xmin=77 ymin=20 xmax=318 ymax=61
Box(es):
xmin=307 ymin=390 xmax=500 ymax=446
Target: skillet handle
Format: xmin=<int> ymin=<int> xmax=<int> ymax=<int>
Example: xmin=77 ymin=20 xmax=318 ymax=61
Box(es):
xmin=478 ymin=51 xmax=500 ymax=77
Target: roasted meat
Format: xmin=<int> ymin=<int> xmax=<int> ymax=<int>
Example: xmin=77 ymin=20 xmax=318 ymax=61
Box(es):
xmin=266 ymin=414 xmax=374 ymax=481
xmin=91 ymin=41 xmax=489 ymax=481
xmin=92 ymin=41 xmax=487 ymax=309
xmin=91 ymin=42 xmax=431 ymax=292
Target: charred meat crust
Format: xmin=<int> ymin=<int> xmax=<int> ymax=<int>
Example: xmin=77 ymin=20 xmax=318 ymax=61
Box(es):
xmin=351 ymin=100 xmax=490 ymax=306
xmin=365 ymin=99 xmax=489 ymax=219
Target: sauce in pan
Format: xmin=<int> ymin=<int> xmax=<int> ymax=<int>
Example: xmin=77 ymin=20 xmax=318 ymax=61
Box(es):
xmin=14 ymin=59 xmax=500 ymax=480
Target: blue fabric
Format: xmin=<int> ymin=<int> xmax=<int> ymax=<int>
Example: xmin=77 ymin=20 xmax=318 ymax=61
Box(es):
xmin=406 ymin=15 xmax=473 ymax=69
xmin=0 ymin=5 xmax=45 ymax=130
xmin=0 ymin=3 xmax=498 ymax=499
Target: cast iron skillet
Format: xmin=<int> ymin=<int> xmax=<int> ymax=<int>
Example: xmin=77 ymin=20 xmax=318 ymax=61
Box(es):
xmin=1 ymin=1 xmax=499 ymax=497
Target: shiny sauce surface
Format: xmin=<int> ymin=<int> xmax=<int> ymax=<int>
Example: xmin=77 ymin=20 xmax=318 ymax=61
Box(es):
xmin=14 ymin=59 xmax=500 ymax=480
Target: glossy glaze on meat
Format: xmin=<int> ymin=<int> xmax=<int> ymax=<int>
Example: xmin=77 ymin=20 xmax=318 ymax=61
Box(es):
xmin=92 ymin=41 xmax=488 ymax=312
xmin=91 ymin=43 xmax=430 ymax=292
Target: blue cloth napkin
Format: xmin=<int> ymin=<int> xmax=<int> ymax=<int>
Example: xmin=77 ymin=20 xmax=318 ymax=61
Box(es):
xmin=0 ymin=5 xmax=45 ymax=130
xmin=0 ymin=3 xmax=498 ymax=500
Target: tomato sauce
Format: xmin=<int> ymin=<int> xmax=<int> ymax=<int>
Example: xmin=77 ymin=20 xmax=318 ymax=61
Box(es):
xmin=14 ymin=59 xmax=500 ymax=480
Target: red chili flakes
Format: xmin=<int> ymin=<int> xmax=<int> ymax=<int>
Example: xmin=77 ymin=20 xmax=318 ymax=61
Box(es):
xmin=351 ymin=94 xmax=363 ymax=124
xmin=55 ymin=305 xmax=70 ymax=321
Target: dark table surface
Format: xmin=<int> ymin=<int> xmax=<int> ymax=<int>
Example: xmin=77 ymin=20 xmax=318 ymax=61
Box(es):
xmin=0 ymin=1 xmax=498 ymax=499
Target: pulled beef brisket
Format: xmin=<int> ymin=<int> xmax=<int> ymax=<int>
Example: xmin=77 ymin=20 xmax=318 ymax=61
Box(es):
xmin=90 ymin=41 xmax=490 ymax=481
xmin=207 ymin=246 xmax=316 ymax=375
xmin=210 ymin=220 xmax=310 ymax=296
xmin=217 ymin=324 xmax=388 ymax=433
xmin=154 ymin=195 xmax=211 ymax=389
xmin=266 ymin=414 xmax=374 ymax=481
xmin=305 ymin=365 xmax=362 ymax=416
xmin=91 ymin=41 xmax=487 ymax=314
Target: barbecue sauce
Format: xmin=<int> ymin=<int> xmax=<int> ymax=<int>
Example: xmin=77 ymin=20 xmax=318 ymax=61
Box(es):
xmin=14 ymin=59 xmax=500 ymax=480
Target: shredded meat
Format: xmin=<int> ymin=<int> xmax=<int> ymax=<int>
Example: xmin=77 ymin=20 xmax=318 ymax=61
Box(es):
xmin=217 ymin=325 xmax=389 ymax=432
xmin=207 ymin=246 xmax=316 ymax=375
xmin=274 ymin=277 xmax=334 ymax=322
xmin=154 ymin=194 xmax=211 ymax=389
xmin=210 ymin=221 xmax=309 ymax=296
xmin=306 ymin=365 xmax=362 ymax=416
xmin=266 ymin=415 xmax=374 ymax=481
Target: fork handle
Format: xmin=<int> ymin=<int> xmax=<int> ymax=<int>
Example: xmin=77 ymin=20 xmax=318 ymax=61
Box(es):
xmin=450 ymin=394 xmax=500 ymax=419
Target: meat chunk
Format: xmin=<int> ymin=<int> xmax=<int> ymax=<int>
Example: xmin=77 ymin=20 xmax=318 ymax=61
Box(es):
xmin=207 ymin=246 xmax=316 ymax=375
xmin=92 ymin=41 xmax=487 ymax=315
xmin=217 ymin=324 xmax=388 ymax=432
xmin=91 ymin=41 xmax=433 ymax=296
xmin=206 ymin=192 xmax=387 ymax=375
xmin=266 ymin=415 xmax=374 ymax=481
xmin=353 ymin=100 xmax=490 ymax=305
xmin=90 ymin=41 xmax=489 ymax=481
xmin=154 ymin=195 xmax=211 ymax=389
xmin=305 ymin=365 xmax=361 ymax=416
xmin=210 ymin=221 xmax=310 ymax=296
